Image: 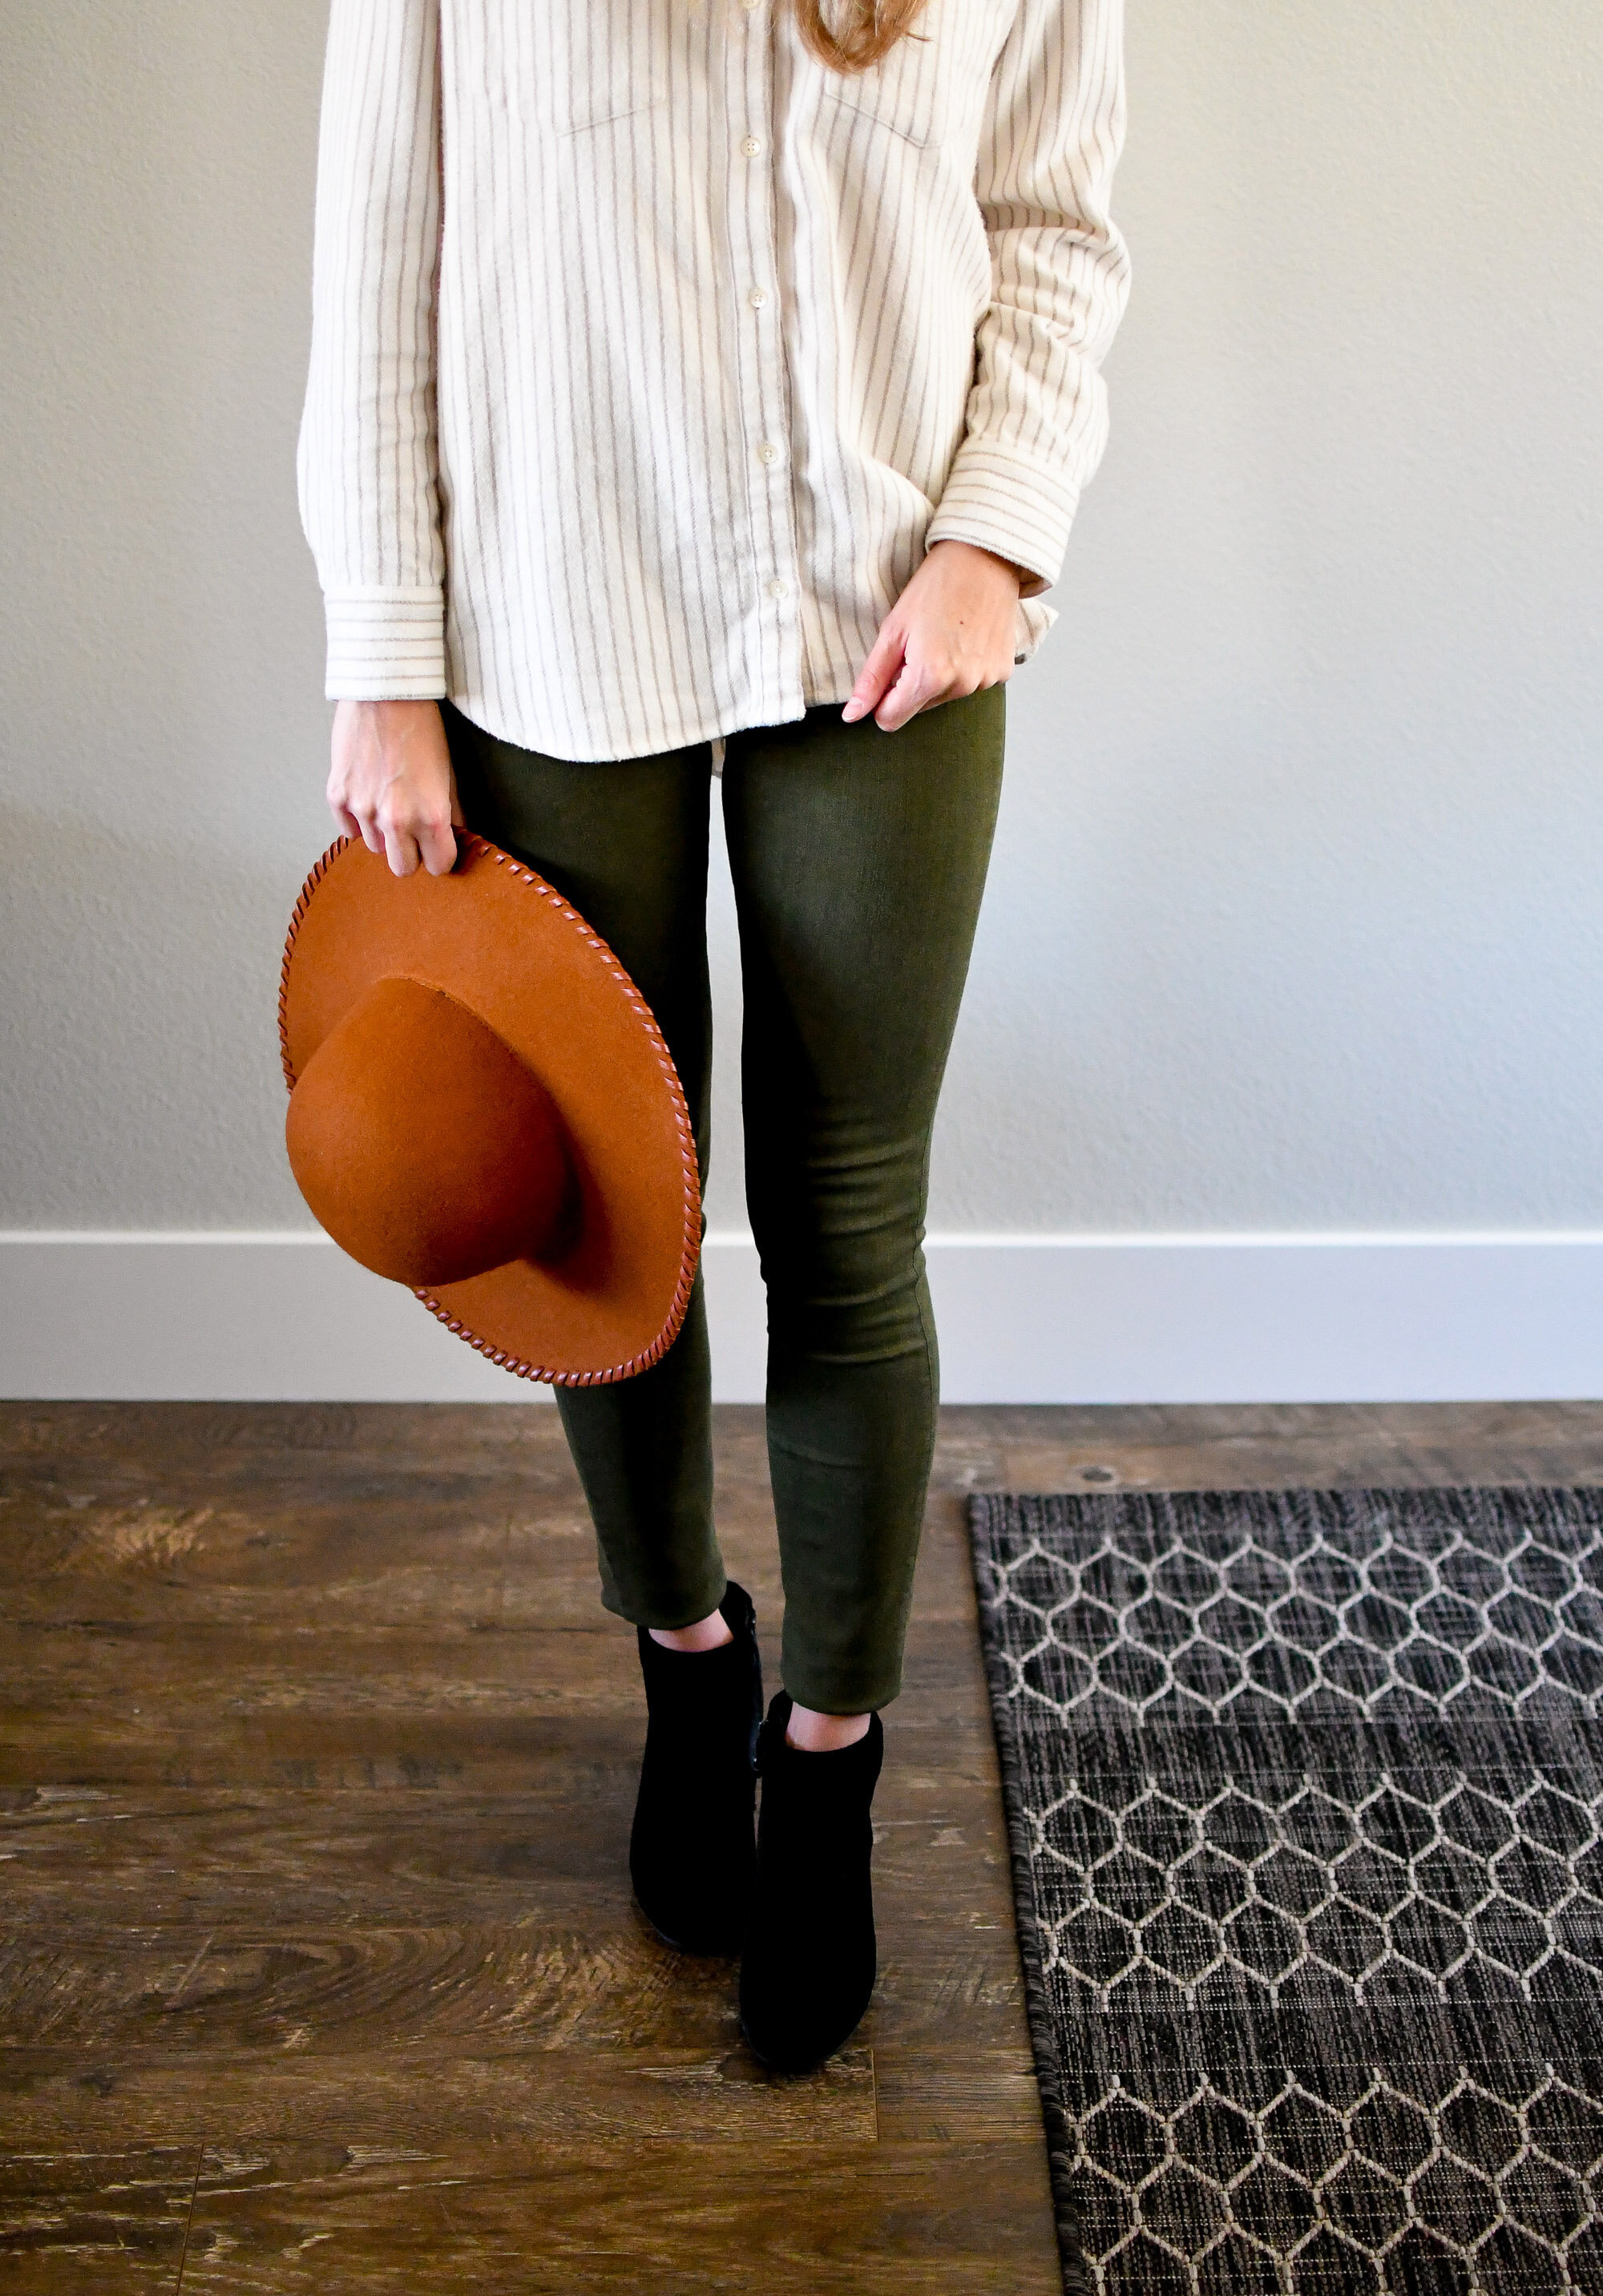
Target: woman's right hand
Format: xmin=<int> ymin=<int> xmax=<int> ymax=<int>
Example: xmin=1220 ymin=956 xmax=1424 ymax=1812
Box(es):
xmin=328 ymin=699 xmax=464 ymax=878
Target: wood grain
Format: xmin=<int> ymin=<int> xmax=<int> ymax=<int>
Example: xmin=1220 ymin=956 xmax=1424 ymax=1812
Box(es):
xmin=176 ymin=2137 xmax=1053 ymax=2294
xmin=6 ymin=1400 xmax=1603 ymax=2290
xmin=2 ymin=2044 xmax=877 ymax=2149
xmin=0 ymin=2148 xmax=200 ymax=2291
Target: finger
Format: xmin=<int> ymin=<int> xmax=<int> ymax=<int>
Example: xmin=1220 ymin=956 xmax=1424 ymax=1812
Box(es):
xmin=842 ymin=625 xmax=905 ymax=724
xmin=329 ymin=802 xmax=362 ymax=842
xmin=417 ymin=816 xmax=458 ymax=878
xmin=874 ymin=658 xmax=943 ymax=733
xmin=356 ymin=812 xmax=386 ymax=857
xmin=447 ymin=769 xmax=466 ymax=829
xmin=382 ymin=825 xmax=422 ymax=878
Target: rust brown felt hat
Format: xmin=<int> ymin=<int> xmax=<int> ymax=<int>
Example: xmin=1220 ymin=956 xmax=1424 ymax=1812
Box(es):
xmin=278 ymin=834 xmax=701 ymax=1386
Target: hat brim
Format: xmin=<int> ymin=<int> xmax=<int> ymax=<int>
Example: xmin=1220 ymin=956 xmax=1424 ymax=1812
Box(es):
xmin=279 ymin=835 xmax=701 ymax=1385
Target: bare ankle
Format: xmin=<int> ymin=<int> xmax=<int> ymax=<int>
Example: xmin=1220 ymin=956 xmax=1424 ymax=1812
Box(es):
xmin=785 ymin=1701 xmax=871 ymax=1752
xmin=649 ymin=1604 xmax=733 ymax=1653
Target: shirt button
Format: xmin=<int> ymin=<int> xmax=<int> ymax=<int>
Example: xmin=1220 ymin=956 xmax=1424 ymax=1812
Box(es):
xmin=765 ymin=579 xmax=789 ymax=600
xmin=741 ymin=135 xmax=762 ymax=158
xmin=756 ymin=441 xmax=781 ymax=466
xmin=740 ymin=0 xmax=760 ymax=11
xmin=749 ymin=287 xmax=769 ymax=309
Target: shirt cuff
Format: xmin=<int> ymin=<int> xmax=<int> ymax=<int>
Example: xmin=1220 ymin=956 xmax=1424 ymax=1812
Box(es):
xmin=323 ymin=589 xmax=448 ymax=700
xmin=926 ymin=441 xmax=1083 ymax=600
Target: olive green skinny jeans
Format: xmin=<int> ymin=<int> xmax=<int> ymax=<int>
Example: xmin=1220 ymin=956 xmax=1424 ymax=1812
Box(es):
xmin=444 ymin=688 xmax=1004 ymax=1714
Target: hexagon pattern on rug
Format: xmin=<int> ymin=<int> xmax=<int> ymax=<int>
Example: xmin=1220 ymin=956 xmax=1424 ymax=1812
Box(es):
xmin=971 ymin=1487 xmax=1603 ymax=2295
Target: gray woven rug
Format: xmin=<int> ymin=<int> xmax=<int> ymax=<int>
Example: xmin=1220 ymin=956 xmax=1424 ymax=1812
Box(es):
xmin=967 ymin=1487 xmax=1603 ymax=2295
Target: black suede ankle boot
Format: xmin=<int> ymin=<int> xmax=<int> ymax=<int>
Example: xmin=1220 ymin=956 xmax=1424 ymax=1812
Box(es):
xmin=629 ymin=1580 xmax=762 ymax=1954
xmin=739 ymin=1690 xmax=884 ymax=2073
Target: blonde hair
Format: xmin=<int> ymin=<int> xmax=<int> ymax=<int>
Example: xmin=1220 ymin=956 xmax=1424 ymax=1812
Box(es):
xmin=789 ymin=0 xmax=932 ymax=74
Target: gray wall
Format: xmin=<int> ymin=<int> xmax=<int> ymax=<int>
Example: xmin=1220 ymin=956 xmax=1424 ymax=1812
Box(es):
xmin=5 ymin=1 xmax=1601 ymax=1239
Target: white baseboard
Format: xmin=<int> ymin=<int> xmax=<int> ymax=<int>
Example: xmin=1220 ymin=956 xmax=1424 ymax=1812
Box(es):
xmin=2 ymin=1230 xmax=1601 ymax=1403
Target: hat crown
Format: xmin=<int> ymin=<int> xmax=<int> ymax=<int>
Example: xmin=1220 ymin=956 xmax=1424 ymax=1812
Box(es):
xmin=285 ymin=974 xmax=571 ymax=1288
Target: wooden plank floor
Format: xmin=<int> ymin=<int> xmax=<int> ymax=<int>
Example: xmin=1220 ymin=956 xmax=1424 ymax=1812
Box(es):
xmin=4 ymin=1400 xmax=1602 ymax=2290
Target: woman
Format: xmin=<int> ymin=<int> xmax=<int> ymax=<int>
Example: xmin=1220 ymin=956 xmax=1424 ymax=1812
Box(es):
xmin=297 ymin=0 xmax=1128 ymax=2073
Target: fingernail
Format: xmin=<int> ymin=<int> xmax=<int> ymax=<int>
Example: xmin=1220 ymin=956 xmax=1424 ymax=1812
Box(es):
xmin=842 ymin=699 xmax=864 ymax=722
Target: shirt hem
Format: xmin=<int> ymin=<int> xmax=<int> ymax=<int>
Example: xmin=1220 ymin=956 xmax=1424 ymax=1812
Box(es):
xmin=445 ymin=685 xmax=866 ymax=765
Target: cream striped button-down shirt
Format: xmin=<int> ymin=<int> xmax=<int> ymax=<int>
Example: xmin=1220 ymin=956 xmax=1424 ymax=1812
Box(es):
xmin=297 ymin=0 xmax=1130 ymax=763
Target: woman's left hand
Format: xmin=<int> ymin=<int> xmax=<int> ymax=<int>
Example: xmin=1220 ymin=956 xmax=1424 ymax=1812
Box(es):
xmin=842 ymin=539 xmax=1025 ymax=732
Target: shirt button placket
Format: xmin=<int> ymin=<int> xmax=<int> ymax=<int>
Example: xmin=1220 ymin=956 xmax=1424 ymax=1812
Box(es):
xmin=729 ymin=0 xmax=801 ymax=721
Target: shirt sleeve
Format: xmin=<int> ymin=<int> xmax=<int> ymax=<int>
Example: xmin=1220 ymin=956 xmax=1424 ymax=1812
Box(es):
xmin=296 ymin=0 xmax=448 ymax=699
xmin=926 ymin=0 xmax=1132 ymax=599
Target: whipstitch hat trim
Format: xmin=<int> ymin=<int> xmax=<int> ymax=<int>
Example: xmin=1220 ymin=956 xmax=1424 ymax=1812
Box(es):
xmin=279 ymin=833 xmax=701 ymax=1387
